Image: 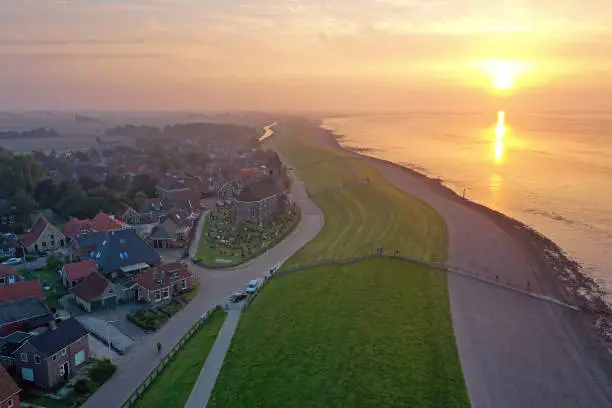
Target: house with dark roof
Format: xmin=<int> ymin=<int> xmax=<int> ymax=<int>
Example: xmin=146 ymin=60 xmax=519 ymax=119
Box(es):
xmin=0 ymin=234 xmax=20 ymax=259
xmin=234 ymin=179 xmax=289 ymax=224
xmin=0 ymin=364 xmax=20 ymax=408
xmin=136 ymin=263 xmax=195 ymax=304
xmin=59 ymin=260 xmax=97 ymax=289
xmin=147 ymin=214 xmax=192 ymax=249
xmin=0 ymin=266 xmax=22 ymax=286
xmin=73 ymin=229 xmax=161 ymax=276
xmin=71 ymin=272 xmax=116 ymax=312
xmin=0 ymin=331 xmax=34 ymax=368
xmin=0 ymin=298 xmax=52 ymax=337
xmin=14 ymin=318 xmax=90 ymax=390
xmin=20 ymin=216 xmax=66 ymax=254
xmin=0 ymin=200 xmax=25 ymax=234
xmin=0 ymin=281 xmax=44 ymax=304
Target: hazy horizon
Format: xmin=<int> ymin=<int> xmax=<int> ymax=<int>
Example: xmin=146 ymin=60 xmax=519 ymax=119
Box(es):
xmin=3 ymin=1 xmax=612 ymax=111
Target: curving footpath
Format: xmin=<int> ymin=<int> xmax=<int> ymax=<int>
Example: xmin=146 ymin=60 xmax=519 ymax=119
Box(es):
xmin=304 ymin=125 xmax=612 ymax=408
xmin=81 ymin=172 xmax=324 ymax=408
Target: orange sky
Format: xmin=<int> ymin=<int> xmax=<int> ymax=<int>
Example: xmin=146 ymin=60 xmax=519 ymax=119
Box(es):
xmin=2 ymin=0 xmax=612 ymax=111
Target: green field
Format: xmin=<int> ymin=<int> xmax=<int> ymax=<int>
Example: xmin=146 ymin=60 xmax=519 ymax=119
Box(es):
xmin=132 ymin=310 xmax=226 ymax=408
xmin=268 ymin=130 xmax=448 ymax=267
xmin=208 ymin=258 xmax=469 ymax=408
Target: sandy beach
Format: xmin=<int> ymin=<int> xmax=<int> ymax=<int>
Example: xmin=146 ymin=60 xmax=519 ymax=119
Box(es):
xmin=295 ymin=119 xmax=612 ymax=407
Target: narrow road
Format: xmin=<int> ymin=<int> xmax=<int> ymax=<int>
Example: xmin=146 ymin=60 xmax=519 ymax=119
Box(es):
xmin=81 ymin=172 xmax=324 ymax=408
xmin=185 ymin=305 xmax=242 ymax=408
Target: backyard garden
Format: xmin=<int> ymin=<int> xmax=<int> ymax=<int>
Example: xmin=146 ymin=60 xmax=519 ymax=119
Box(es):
xmin=195 ymin=204 xmax=300 ymax=268
xmin=127 ymin=300 xmax=186 ymax=331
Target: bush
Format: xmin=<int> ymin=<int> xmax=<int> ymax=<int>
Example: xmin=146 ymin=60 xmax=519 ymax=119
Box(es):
xmin=74 ymin=378 xmax=93 ymax=394
xmin=128 ymin=309 xmax=167 ymax=331
xmin=89 ymin=358 xmax=117 ymax=384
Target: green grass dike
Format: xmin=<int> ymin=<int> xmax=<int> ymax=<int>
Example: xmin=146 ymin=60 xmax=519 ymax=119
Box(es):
xmin=207 ymin=125 xmax=469 ymax=407
xmin=208 ymin=259 xmax=468 ymax=408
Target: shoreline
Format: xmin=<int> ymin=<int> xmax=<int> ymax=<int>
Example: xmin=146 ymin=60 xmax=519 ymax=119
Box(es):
xmin=293 ymin=118 xmax=612 ymax=389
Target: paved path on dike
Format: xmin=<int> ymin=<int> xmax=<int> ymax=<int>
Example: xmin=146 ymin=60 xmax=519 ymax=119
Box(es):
xmin=81 ymin=170 xmax=324 ymax=408
xmin=185 ymin=304 xmax=242 ymax=408
xmin=306 ymin=125 xmax=612 ymax=408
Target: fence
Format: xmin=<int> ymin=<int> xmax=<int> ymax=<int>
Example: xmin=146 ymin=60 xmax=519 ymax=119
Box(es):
xmin=257 ymin=250 xmax=584 ymax=313
xmin=120 ymin=305 xmax=223 ymax=408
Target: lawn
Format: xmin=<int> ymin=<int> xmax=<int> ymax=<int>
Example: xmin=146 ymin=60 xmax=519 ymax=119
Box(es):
xmin=208 ymin=258 xmax=469 ymax=408
xmin=196 ymin=207 xmax=300 ymax=268
xmin=268 ymin=130 xmax=448 ymax=267
xmin=132 ymin=310 xmax=227 ymax=408
xmin=20 ymin=267 xmax=68 ymax=310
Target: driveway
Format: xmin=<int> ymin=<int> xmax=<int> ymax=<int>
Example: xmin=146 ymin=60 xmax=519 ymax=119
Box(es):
xmin=81 ymin=172 xmax=324 ymax=408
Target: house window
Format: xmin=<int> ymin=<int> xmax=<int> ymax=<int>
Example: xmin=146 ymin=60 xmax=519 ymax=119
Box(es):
xmin=8 ymin=397 xmax=13 ymax=408
xmin=62 ymin=348 xmax=67 ymax=356
xmin=52 ymin=354 xmax=58 ymax=361
xmin=42 ymin=241 xmax=47 ymax=247
xmin=20 ymin=353 xmax=28 ymax=362
xmin=181 ymin=279 xmax=187 ymax=290
xmin=155 ymin=291 xmax=161 ymax=301
xmin=50 ymin=234 xmax=55 ymax=240
xmin=34 ymin=355 xmax=41 ymax=364
xmin=0 ymin=277 xmax=5 ymax=285
xmin=162 ymin=288 xmax=169 ymax=299
xmin=250 ymin=206 xmax=256 ymax=217
xmin=8 ymin=215 xmax=14 ymax=224
xmin=59 ymin=365 xmax=65 ymax=376
xmin=72 ymin=280 xmax=78 ymax=287
xmin=1 ymin=216 xmax=6 ymax=224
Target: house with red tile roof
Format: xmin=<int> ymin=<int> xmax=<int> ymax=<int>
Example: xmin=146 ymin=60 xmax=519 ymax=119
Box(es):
xmin=0 ymin=280 xmax=44 ymax=303
xmin=136 ymin=263 xmax=194 ymax=304
xmin=0 ymin=363 xmax=20 ymax=408
xmin=0 ymin=266 xmax=22 ymax=286
xmin=71 ymin=272 xmax=116 ymax=312
xmin=19 ymin=216 xmax=66 ymax=253
xmin=61 ymin=212 xmax=129 ymax=242
xmin=59 ymin=260 xmax=97 ymax=289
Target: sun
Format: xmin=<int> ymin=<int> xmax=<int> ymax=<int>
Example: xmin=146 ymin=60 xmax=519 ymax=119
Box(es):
xmin=476 ymin=60 xmax=529 ymax=92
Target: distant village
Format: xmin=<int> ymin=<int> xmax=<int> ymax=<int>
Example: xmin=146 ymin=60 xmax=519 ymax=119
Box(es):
xmin=0 ymin=122 xmax=292 ymax=404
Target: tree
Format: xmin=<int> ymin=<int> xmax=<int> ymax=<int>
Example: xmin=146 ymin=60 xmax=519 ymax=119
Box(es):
xmin=46 ymin=253 xmax=65 ymax=272
xmin=79 ymin=176 xmax=101 ymax=191
xmin=130 ymin=174 xmax=158 ymax=198
xmin=104 ymin=173 xmax=127 ymax=192
xmin=10 ymin=188 xmax=33 ymax=216
xmin=34 ymin=179 xmax=58 ymax=209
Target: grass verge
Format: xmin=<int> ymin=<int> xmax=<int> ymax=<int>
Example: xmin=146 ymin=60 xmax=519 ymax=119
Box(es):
xmin=132 ymin=310 xmax=227 ymax=408
xmin=209 ymin=258 xmax=468 ymax=408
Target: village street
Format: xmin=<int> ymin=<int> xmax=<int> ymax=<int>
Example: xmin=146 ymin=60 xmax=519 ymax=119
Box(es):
xmin=81 ymin=173 xmax=324 ymax=408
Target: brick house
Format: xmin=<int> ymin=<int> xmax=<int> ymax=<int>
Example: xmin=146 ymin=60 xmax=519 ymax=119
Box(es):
xmin=59 ymin=260 xmax=97 ymax=289
xmin=19 ymin=216 xmax=66 ymax=253
xmin=147 ymin=215 xmax=193 ymax=249
xmin=71 ymin=273 xmax=117 ymax=312
xmin=0 ymin=364 xmax=20 ymax=408
xmin=0 ymin=299 xmax=52 ymax=337
xmin=0 ymin=267 xmax=21 ymax=286
xmin=61 ymin=212 xmax=130 ymax=243
xmin=234 ymin=179 xmax=289 ymax=224
xmin=14 ymin=318 xmax=90 ymax=390
xmin=136 ymin=263 xmax=194 ymax=304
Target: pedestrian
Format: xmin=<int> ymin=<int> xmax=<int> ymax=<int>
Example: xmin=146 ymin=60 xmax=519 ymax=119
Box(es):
xmin=156 ymin=342 xmax=162 ymax=354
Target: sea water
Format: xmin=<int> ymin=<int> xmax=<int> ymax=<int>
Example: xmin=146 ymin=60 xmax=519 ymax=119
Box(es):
xmin=323 ymin=112 xmax=612 ymax=296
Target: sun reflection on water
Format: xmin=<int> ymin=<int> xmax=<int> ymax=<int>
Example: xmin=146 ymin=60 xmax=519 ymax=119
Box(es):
xmin=493 ymin=110 xmax=506 ymax=164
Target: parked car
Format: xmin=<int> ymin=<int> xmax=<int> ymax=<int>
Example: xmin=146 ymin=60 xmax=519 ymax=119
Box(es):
xmin=246 ymin=279 xmax=259 ymax=294
xmin=1 ymin=258 xmax=23 ymax=265
xmin=229 ymin=292 xmax=247 ymax=303
xmin=38 ymin=251 xmax=50 ymax=257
